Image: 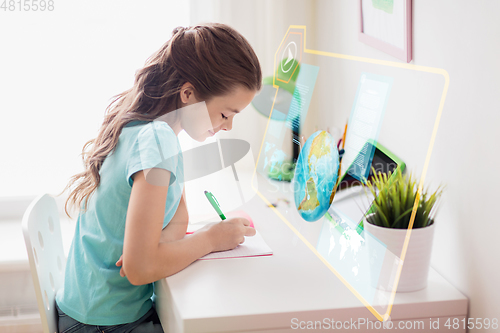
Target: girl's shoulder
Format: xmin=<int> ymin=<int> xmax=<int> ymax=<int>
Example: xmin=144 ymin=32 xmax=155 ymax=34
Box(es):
xmin=120 ymin=120 xmax=182 ymax=187
xmin=121 ymin=120 xmax=177 ymax=146
xmin=124 ymin=120 xmax=176 ymax=137
xmin=122 ymin=120 xmax=180 ymax=159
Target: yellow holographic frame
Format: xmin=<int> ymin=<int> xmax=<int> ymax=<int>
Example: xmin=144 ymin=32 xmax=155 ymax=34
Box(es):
xmin=250 ymin=25 xmax=449 ymax=322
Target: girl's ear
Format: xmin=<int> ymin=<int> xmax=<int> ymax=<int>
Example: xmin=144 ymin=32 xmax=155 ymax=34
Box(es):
xmin=179 ymin=82 xmax=196 ymax=104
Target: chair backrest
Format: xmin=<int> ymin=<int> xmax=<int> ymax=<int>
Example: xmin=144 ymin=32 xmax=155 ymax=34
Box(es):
xmin=22 ymin=194 xmax=66 ymax=333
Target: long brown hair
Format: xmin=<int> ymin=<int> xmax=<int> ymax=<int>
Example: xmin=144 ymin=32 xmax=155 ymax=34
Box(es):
xmin=59 ymin=23 xmax=262 ymax=218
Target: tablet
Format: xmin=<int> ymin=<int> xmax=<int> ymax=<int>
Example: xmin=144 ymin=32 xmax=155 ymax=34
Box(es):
xmin=337 ymin=140 xmax=405 ymax=192
xmin=329 ymin=140 xmax=405 ymax=232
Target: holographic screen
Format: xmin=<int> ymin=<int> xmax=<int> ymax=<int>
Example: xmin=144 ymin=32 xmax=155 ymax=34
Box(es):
xmin=253 ymin=26 xmax=449 ymax=321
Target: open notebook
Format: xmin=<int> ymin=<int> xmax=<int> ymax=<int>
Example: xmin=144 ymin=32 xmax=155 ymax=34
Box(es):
xmin=186 ymin=211 xmax=273 ymax=260
xmin=198 ymin=230 xmax=272 ymax=260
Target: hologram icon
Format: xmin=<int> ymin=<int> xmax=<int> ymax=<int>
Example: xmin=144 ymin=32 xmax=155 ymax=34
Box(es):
xmin=281 ymin=42 xmax=297 ymax=73
xmin=276 ymin=32 xmax=302 ymax=84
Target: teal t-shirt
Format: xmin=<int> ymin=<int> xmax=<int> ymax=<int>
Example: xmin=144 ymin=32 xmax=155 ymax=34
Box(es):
xmin=56 ymin=120 xmax=184 ymax=325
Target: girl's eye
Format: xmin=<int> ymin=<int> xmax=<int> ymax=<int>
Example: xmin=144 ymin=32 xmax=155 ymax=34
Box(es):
xmin=222 ymin=113 xmax=228 ymax=120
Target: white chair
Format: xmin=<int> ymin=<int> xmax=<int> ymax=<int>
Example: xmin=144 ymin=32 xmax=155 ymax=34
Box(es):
xmin=22 ymin=194 xmax=66 ymax=333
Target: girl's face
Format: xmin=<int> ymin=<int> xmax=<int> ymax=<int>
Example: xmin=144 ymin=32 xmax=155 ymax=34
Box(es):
xmin=178 ymin=83 xmax=256 ymax=142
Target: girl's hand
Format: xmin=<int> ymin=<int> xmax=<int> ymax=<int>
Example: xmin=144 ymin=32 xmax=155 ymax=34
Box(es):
xmin=202 ymin=217 xmax=256 ymax=253
xmin=115 ymin=256 xmax=126 ymax=277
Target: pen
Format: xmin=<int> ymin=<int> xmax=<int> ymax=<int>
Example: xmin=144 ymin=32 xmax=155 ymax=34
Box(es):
xmin=341 ymin=122 xmax=348 ymax=150
xmin=204 ymin=190 xmax=226 ymax=220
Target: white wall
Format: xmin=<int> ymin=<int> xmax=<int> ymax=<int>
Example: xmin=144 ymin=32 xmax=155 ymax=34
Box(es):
xmin=315 ymin=0 xmax=500 ymax=331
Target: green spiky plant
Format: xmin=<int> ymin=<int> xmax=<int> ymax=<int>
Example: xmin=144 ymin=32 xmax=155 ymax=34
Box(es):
xmin=363 ymin=169 xmax=444 ymax=229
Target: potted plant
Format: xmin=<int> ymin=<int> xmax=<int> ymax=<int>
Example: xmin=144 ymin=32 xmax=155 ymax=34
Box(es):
xmin=362 ymin=169 xmax=443 ymax=292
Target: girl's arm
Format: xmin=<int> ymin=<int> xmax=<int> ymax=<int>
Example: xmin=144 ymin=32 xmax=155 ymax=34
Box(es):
xmin=122 ymin=169 xmax=255 ymax=286
xmin=115 ymin=186 xmax=187 ymax=272
xmin=159 ymin=186 xmax=189 ymax=243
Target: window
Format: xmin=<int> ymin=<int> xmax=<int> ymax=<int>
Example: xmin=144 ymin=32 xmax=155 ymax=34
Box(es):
xmin=0 ymin=0 xmax=190 ymax=201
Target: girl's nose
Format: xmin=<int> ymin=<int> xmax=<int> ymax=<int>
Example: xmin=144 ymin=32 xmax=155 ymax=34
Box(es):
xmin=223 ymin=118 xmax=233 ymax=131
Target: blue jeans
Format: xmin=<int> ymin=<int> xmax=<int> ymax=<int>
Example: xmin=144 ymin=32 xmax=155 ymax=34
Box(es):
xmin=56 ymin=302 xmax=164 ymax=333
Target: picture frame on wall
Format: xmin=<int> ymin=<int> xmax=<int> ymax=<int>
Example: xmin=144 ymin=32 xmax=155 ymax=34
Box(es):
xmin=359 ymin=0 xmax=412 ymax=63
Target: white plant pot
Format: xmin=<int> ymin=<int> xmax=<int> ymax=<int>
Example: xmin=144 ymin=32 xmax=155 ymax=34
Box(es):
xmin=364 ymin=220 xmax=435 ymax=292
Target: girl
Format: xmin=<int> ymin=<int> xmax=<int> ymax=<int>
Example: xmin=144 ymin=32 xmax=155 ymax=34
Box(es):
xmin=55 ymin=23 xmax=261 ymax=332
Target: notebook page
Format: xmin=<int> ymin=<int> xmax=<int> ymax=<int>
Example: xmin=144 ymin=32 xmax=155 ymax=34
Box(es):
xmin=198 ymin=230 xmax=273 ymax=260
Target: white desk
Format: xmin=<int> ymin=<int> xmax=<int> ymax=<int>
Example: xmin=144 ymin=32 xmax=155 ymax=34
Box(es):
xmin=154 ymin=175 xmax=468 ymax=333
